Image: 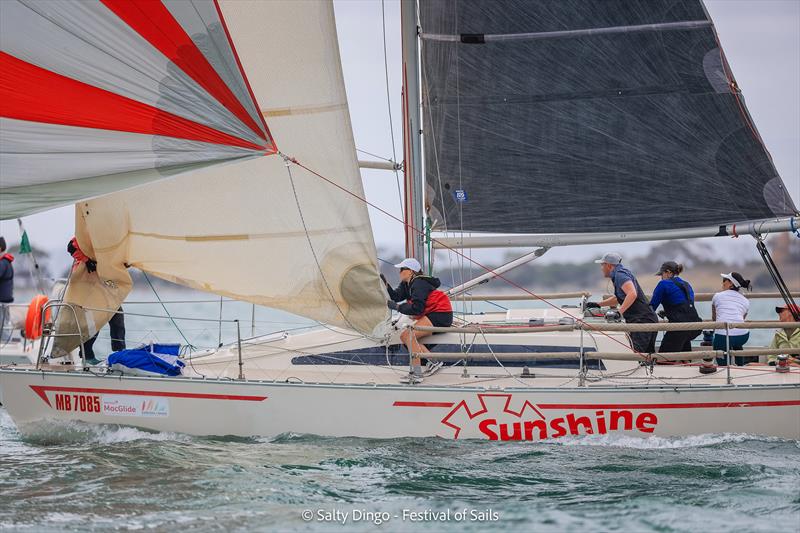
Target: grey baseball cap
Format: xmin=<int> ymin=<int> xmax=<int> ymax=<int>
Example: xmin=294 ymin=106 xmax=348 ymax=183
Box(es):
xmin=594 ymin=252 xmax=622 ymax=265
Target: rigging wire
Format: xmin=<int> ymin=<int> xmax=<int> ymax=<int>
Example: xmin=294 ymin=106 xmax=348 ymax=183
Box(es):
xmin=452 ymin=0 xmax=467 ymax=315
xmin=282 ymin=156 xmax=381 ymax=341
xmin=356 ymin=148 xmax=396 ymax=164
xmin=418 ymin=33 xmax=472 ymax=320
xmin=755 ymin=238 xmax=799 ymax=321
xmin=282 ymin=154 xmax=651 ymax=359
xmin=141 ymin=271 xmax=195 ymax=349
xmin=380 ymin=0 xmax=405 ymax=215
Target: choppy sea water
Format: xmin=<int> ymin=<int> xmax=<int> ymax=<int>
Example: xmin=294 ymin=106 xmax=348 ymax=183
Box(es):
xmin=1 ymin=408 xmax=798 ymax=532
xmin=3 ymin=291 xmax=798 ymax=531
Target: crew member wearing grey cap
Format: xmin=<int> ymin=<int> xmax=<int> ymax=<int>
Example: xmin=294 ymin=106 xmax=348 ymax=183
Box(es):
xmin=593 ymin=253 xmax=658 ymax=354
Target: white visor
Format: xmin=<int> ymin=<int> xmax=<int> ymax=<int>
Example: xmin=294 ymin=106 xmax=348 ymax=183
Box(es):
xmin=394 ymin=258 xmax=422 ymax=271
xmin=720 ymin=273 xmax=740 ymax=288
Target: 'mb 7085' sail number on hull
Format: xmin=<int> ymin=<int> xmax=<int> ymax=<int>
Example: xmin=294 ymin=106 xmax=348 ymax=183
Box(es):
xmin=54 ymin=393 xmax=100 ymax=413
xmin=53 ymin=393 xmax=169 ymax=417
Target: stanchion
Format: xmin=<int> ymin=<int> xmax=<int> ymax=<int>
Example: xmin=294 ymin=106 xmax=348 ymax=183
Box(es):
xmin=725 ymin=323 xmax=731 ymax=385
xmin=236 ymin=319 xmax=244 ymax=380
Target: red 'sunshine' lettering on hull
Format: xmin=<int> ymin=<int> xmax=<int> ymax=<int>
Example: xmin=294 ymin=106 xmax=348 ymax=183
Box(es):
xmin=476 ymin=410 xmax=658 ymax=441
xmin=30 ymin=385 xmax=267 ymax=408
xmin=393 ymin=394 xmax=800 ymax=440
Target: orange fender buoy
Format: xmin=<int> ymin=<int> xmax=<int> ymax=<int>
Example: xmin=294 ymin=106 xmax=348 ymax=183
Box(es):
xmin=25 ymin=294 xmax=50 ymax=340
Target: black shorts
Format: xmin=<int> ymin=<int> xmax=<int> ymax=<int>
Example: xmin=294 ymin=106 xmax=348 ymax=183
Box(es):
xmin=426 ymin=312 xmax=453 ymax=328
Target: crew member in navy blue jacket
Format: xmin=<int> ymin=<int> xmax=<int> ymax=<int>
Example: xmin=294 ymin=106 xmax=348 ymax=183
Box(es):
xmin=0 ymin=237 xmax=14 ymax=341
xmin=0 ymin=237 xmax=13 ymax=304
xmin=650 ymin=261 xmax=702 ymax=353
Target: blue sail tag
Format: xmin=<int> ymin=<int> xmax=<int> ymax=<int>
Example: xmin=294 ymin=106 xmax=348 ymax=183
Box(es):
xmin=454 ymin=189 xmax=468 ymax=203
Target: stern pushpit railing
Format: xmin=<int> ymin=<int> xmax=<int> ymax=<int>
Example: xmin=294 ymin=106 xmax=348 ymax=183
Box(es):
xmin=36 ymin=301 xmax=87 ymax=369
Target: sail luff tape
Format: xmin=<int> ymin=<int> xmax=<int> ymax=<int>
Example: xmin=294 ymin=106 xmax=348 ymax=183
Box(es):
xmin=422 ymin=20 xmax=712 ymax=44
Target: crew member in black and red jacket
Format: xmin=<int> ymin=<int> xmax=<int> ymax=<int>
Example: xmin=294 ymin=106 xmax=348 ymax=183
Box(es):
xmin=383 ymin=258 xmax=452 ymax=380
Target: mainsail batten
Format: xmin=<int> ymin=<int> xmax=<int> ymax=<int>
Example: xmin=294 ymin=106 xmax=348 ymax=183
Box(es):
xmin=419 ymin=0 xmax=798 ymax=235
xmin=422 ymin=19 xmax=713 ymax=42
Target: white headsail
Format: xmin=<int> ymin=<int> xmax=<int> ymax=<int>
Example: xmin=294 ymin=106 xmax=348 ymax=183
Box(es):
xmin=1 ymin=0 xmax=388 ymax=344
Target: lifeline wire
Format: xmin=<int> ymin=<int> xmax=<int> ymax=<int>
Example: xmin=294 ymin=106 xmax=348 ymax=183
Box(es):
xmin=142 ymin=271 xmax=195 ymax=349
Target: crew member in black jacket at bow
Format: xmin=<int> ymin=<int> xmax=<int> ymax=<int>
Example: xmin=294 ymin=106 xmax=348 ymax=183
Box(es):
xmin=0 ymin=237 xmax=14 ymax=341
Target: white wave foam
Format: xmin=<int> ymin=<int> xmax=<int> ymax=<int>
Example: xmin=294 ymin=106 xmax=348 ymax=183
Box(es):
xmin=548 ymin=432 xmax=783 ymax=449
xmin=17 ymin=418 xmax=191 ymax=445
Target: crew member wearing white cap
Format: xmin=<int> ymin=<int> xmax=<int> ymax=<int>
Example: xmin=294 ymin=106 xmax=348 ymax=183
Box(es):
xmin=711 ymin=272 xmax=752 ymax=365
xmin=382 ymin=258 xmax=452 ymax=380
xmin=593 ymin=252 xmax=658 ymax=354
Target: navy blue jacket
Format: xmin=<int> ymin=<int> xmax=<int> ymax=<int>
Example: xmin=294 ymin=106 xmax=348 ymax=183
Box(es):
xmin=650 ymin=276 xmax=695 ymax=310
xmin=0 ymin=254 xmax=14 ymax=303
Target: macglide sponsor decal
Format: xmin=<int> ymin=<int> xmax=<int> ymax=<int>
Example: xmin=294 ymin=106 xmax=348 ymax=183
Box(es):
xmin=102 ymin=395 xmax=169 ymax=417
xmin=397 ymin=394 xmax=658 ymax=440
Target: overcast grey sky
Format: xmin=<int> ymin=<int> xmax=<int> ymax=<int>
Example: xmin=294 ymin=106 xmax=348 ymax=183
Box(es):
xmin=1 ymin=0 xmax=797 ymax=270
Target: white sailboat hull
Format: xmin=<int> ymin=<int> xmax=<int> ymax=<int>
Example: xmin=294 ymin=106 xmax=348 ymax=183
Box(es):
xmin=2 ymin=369 xmax=798 ymax=441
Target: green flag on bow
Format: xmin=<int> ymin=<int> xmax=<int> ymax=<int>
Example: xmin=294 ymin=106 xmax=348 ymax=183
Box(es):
xmin=19 ymin=230 xmax=31 ymax=254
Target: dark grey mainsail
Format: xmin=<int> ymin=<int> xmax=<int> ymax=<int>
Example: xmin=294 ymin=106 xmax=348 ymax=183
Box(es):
xmin=419 ymin=0 xmax=798 ymax=234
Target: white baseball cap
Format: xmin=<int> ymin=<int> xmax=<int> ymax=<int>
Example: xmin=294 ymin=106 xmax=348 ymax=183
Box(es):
xmin=394 ymin=258 xmax=422 ymax=271
xmin=594 ymin=252 xmax=622 ymax=265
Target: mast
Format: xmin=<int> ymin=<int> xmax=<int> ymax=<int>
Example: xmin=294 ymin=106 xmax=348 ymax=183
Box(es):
xmin=401 ymin=0 xmax=425 ymax=266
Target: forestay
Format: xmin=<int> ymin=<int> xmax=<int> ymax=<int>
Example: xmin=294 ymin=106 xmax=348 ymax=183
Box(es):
xmin=419 ymin=0 xmax=798 ymax=234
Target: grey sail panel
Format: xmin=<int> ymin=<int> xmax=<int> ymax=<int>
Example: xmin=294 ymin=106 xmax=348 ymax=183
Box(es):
xmin=419 ymin=0 xmax=798 ymax=234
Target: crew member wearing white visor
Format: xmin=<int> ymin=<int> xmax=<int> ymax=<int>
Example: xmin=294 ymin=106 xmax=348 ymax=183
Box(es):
xmin=711 ymin=272 xmax=752 ymax=365
xmin=381 ymin=258 xmax=452 ymax=380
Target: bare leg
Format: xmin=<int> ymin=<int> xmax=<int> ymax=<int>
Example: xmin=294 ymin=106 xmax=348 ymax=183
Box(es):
xmin=400 ymin=316 xmax=433 ymax=368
